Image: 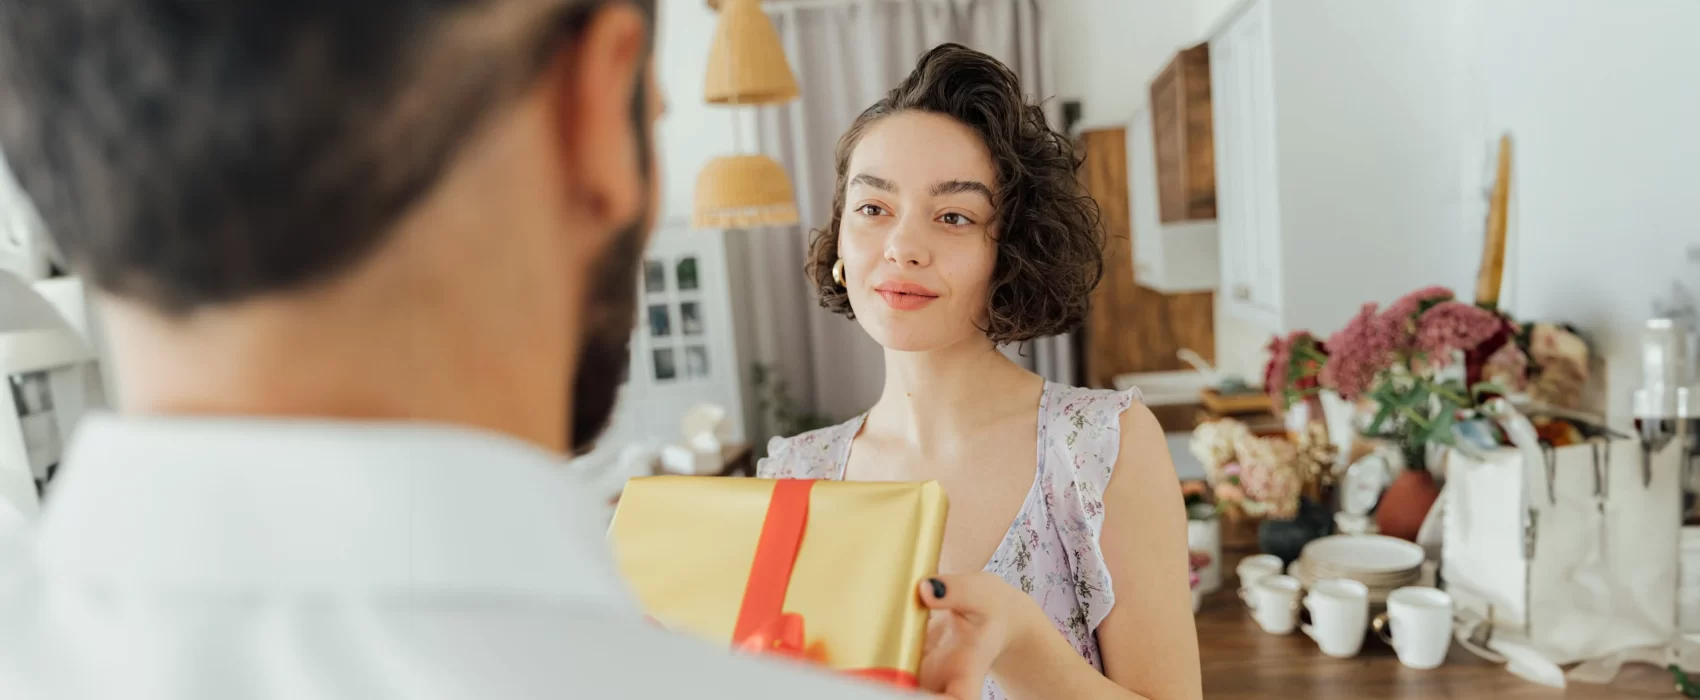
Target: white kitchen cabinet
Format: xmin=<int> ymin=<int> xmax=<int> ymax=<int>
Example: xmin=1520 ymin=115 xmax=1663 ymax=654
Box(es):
xmin=1206 ymin=0 xmax=1472 ymax=335
xmin=1209 ymin=0 xmax=1281 ymax=328
xmin=1129 ymin=107 xmax=1219 ymax=294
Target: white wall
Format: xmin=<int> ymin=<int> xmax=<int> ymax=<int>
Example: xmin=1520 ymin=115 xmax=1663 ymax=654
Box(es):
xmin=1270 ymin=0 xmax=1478 ymax=333
xmin=1048 ymin=0 xmax=1252 ymax=124
xmin=655 ymin=0 xmax=742 ymax=223
xmin=1050 ymin=0 xmax=1201 ymax=128
xmin=1193 ymin=0 xmax=1241 ymax=37
xmin=1466 ymin=0 xmax=1700 ymax=425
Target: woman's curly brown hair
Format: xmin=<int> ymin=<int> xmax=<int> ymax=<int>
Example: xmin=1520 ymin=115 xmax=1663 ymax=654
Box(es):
xmin=805 ymin=43 xmax=1104 ymax=345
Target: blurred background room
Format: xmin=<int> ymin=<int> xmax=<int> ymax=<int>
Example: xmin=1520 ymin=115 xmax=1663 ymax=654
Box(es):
xmin=2 ymin=0 xmax=1697 ymax=697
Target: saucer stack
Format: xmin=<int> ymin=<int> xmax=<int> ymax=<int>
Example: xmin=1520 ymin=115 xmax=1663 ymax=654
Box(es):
xmin=1289 ymin=535 xmax=1424 ymax=606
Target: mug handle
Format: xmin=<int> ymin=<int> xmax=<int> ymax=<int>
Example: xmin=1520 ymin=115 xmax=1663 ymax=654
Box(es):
xmin=1239 ymin=587 xmax=1254 ymax=612
xmin=1372 ymin=612 xmax=1394 ymax=646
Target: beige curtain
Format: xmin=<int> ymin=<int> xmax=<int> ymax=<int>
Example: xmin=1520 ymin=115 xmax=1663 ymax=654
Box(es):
xmin=735 ymin=0 xmax=1068 ymax=449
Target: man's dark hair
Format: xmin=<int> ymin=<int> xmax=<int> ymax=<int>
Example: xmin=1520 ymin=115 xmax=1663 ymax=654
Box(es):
xmin=806 ymin=43 xmax=1104 ymax=345
xmin=0 ymin=0 xmax=655 ymax=314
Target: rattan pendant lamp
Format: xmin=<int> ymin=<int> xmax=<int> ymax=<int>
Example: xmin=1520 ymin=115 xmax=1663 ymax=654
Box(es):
xmin=692 ymin=0 xmax=800 ymax=229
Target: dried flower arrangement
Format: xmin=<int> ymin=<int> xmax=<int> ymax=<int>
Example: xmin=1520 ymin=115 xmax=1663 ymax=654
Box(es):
xmin=1189 ymin=419 xmax=1332 ymax=520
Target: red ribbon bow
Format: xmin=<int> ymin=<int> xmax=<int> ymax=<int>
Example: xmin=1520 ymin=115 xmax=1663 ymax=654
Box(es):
xmin=735 ymin=612 xmax=815 ymax=660
xmin=729 ymin=480 xmax=917 ymax=689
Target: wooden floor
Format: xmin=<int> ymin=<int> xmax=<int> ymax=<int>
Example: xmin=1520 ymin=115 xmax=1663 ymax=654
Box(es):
xmin=1198 ymin=549 xmax=1675 ymax=698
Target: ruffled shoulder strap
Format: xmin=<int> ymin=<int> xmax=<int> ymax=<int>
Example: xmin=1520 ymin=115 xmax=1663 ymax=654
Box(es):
xmin=756 ymin=415 xmax=865 ymax=480
xmin=1040 ymin=383 xmax=1143 ymax=635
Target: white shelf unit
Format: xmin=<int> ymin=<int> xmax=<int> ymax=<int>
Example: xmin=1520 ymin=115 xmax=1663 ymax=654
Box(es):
xmin=596 ymin=223 xmax=748 ymax=452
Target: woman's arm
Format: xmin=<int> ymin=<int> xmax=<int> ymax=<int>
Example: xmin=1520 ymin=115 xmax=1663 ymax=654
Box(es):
xmin=981 ymin=403 xmax=1202 ymax=700
xmin=1095 ymin=403 xmax=1203 ymax=698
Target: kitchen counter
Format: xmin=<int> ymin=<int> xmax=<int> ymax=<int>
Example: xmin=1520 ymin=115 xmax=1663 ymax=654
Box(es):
xmin=1167 ymin=433 xmax=1208 ymax=482
xmin=1199 ymin=548 xmax=1674 ymax=698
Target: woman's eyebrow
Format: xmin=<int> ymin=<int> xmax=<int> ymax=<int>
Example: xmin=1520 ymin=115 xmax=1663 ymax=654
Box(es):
xmin=929 ymin=179 xmax=994 ymax=200
xmin=849 ymin=173 xmax=897 ymax=192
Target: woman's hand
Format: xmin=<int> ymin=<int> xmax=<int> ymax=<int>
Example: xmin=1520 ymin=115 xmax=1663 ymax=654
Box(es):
xmin=914 ymin=573 xmax=1048 ymax=699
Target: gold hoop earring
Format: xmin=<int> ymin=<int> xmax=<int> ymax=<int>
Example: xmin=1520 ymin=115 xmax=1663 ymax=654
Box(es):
xmin=831 ymin=259 xmax=846 ymax=287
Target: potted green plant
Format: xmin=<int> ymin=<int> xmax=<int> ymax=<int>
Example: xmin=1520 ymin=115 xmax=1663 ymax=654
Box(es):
xmin=1319 ymin=286 xmax=1528 ymax=541
xmin=750 ymin=363 xmax=836 ymax=441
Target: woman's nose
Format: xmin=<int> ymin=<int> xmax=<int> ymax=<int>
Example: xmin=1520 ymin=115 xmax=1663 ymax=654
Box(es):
xmin=883 ymin=216 xmax=932 ymax=268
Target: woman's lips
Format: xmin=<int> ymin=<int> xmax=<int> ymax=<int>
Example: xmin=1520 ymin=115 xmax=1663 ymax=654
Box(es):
xmin=874 ymin=282 xmax=940 ymax=311
xmin=879 ymin=290 xmax=937 ymax=310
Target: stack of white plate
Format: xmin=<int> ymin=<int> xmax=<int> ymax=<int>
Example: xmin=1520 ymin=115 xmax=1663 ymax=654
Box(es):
xmin=1289 ymin=535 xmax=1425 ymax=605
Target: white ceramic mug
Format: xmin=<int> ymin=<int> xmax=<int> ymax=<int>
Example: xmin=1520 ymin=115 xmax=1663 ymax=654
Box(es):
xmin=1236 ymin=554 xmax=1283 ymax=591
xmin=1302 ymin=578 xmax=1370 ymax=658
xmin=1187 ymin=518 xmax=1223 ymax=594
xmin=1373 ymin=587 xmax=1454 ymax=669
xmin=1242 ymin=574 xmax=1302 ymax=635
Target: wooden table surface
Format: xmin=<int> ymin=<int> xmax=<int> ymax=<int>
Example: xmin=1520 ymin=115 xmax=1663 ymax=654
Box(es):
xmin=1199 ymin=549 xmax=1676 ymax=698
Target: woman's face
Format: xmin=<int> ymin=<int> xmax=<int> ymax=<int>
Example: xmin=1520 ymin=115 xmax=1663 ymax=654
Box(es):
xmin=838 ymin=111 xmax=998 ymax=352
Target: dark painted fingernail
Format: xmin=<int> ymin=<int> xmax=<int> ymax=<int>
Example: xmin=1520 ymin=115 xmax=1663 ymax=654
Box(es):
xmin=929 ymin=578 xmax=946 ymax=599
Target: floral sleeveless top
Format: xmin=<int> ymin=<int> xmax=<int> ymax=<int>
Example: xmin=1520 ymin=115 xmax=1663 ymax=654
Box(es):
xmin=757 ymin=382 xmax=1142 ymax=700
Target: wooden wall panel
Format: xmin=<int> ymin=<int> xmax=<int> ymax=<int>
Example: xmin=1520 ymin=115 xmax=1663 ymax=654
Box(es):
xmin=1079 ymin=127 xmax=1216 ymax=390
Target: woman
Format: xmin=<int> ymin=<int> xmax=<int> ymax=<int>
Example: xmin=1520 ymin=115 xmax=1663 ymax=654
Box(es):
xmin=758 ymin=44 xmax=1203 ymax=700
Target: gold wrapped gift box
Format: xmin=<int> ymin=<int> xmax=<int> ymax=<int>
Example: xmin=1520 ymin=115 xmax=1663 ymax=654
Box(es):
xmin=608 ymin=477 xmax=948 ymax=687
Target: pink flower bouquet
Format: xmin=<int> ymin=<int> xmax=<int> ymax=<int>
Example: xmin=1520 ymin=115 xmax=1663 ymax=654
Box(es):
xmin=1320 ymin=285 xmax=1538 ymax=465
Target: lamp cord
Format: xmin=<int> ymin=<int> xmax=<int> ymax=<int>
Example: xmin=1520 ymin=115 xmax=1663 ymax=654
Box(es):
xmin=724 ymin=0 xmax=743 ymax=156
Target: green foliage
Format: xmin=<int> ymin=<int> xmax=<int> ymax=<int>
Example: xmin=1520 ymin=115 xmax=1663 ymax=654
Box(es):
xmin=1361 ymin=365 xmax=1500 ymax=466
xmin=1279 ymin=337 xmax=1329 ymax=409
xmin=751 ymin=363 xmax=836 ymax=438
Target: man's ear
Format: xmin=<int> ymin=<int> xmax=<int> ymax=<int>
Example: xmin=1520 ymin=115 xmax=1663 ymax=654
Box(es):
xmin=550 ymin=4 xmax=649 ymax=230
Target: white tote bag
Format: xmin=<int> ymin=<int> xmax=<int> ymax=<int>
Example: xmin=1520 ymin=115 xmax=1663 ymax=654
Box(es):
xmin=1440 ymin=410 xmax=1684 ymax=670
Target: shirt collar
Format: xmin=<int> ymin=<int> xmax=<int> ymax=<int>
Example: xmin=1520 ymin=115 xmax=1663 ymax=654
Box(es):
xmin=34 ymin=414 xmax=633 ymax=609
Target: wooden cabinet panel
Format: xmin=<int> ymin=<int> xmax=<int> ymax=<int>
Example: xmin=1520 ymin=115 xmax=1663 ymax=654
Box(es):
xmin=1079 ymin=127 xmax=1216 ymax=390
xmin=1150 ymin=43 xmax=1217 ymax=222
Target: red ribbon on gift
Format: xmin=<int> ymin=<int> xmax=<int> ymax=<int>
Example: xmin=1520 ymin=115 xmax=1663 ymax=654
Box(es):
xmin=731 ymin=480 xmax=918 ymax=689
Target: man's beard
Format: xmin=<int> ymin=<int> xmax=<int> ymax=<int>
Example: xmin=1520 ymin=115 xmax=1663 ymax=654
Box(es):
xmin=569 ymin=214 xmax=645 ymax=455
xmin=567 ymin=74 xmax=653 ymax=456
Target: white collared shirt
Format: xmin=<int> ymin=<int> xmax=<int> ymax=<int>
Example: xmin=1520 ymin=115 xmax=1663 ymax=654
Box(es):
xmin=0 ymin=416 xmax=898 ymax=699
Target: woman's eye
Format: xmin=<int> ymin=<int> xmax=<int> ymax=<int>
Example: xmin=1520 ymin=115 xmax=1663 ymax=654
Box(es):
xmin=939 ymin=212 xmax=973 ymax=226
xmin=857 ymin=204 xmax=886 ymax=217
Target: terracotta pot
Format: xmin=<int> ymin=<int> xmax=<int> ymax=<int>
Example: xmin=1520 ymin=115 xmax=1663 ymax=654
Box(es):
xmin=1377 ymin=468 xmax=1441 ymax=542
